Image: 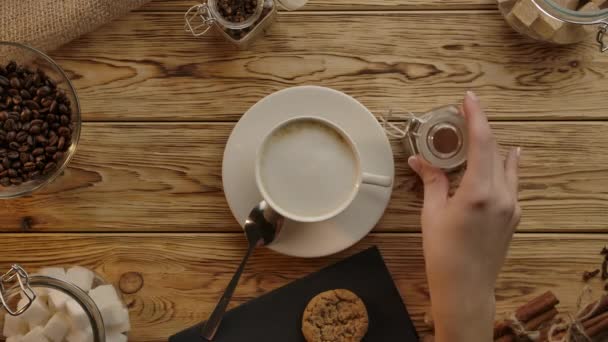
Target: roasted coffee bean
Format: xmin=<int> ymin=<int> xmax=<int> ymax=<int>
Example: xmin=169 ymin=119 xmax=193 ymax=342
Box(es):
xmin=19 ymin=152 xmax=28 ymax=164
xmin=20 ymin=108 xmax=31 ymax=122
xmin=9 ymin=77 xmax=21 ymax=89
xmin=59 ymin=104 xmax=68 ymax=114
xmin=3 ymin=119 xmax=14 ymax=131
xmin=49 ymin=100 xmax=58 ymax=113
xmin=15 ymin=131 xmax=27 ymax=143
xmin=35 ymin=135 xmax=47 ymax=145
xmin=57 ymin=136 xmax=65 ymax=150
xmin=0 ymin=61 xmax=74 ymax=186
xmin=36 ymin=86 xmax=51 ymax=97
xmin=60 ymin=115 xmax=69 ymax=125
xmin=8 ymin=142 xmax=19 ymax=150
xmin=23 ymin=100 xmax=39 ymax=110
xmin=58 ymin=126 xmax=70 ymax=137
xmin=29 ymin=125 xmax=41 ymax=135
xmin=32 ymin=147 xmax=44 ymax=156
xmin=19 ymin=89 xmax=31 ymax=100
xmin=48 ymin=135 xmax=58 ymax=147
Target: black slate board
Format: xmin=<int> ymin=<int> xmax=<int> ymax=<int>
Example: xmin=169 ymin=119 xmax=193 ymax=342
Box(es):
xmin=169 ymin=247 xmax=418 ymax=342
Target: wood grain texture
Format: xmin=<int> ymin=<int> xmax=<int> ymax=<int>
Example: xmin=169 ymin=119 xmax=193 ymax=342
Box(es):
xmin=141 ymin=0 xmax=497 ymax=11
xmin=0 ymin=233 xmax=604 ymax=341
xmin=2 ymin=122 xmax=608 ymax=233
xmin=49 ymin=11 xmax=608 ymax=122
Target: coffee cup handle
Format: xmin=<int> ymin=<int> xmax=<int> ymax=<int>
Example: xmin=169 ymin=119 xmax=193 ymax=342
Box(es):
xmin=361 ymin=173 xmax=392 ymax=187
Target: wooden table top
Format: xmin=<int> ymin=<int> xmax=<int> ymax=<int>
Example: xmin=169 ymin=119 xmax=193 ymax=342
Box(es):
xmin=2 ymin=1 xmax=608 ymax=340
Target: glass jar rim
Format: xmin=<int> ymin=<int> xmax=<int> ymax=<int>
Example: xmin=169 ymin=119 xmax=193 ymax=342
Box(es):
xmin=1 ymin=275 xmax=105 ymax=342
xmin=208 ymin=0 xmax=265 ymax=30
xmin=532 ymin=0 xmax=608 ymax=24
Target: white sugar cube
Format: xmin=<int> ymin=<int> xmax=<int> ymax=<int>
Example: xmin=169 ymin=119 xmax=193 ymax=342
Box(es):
xmin=18 ymin=296 xmax=50 ymax=327
xmin=107 ymin=308 xmax=130 ymax=333
xmin=22 ymin=326 xmax=49 ymax=342
xmin=66 ymin=267 xmax=95 ymax=292
xmin=65 ymin=326 xmax=93 ymax=342
xmin=65 ymin=299 xmax=89 ymax=331
xmin=43 ymin=312 xmax=70 ymax=342
xmin=100 ymin=304 xmax=129 ymax=327
xmin=47 ymin=290 xmax=69 ymax=312
xmin=106 ymin=332 xmax=127 ymax=342
xmin=88 ymin=285 xmax=120 ymax=307
xmin=6 ymin=335 xmax=23 ymax=342
xmin=3 ymin=314 xmax=28 ymax=337
xmin=38 ymin=268 xmax=66 ymax=281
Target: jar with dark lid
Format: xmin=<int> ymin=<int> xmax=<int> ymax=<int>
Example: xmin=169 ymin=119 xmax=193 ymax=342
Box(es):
xmin=499 ymin=0 xmax=608 ymax=50
xmin=382 ymin=105 xmax=468 ymax=171
xmin=185 ymin=0 xmax=308 ymax=49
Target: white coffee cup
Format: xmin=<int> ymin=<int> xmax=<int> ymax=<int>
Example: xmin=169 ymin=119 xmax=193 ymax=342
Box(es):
xmin=255 ymin=116 xmax=392 ymax=223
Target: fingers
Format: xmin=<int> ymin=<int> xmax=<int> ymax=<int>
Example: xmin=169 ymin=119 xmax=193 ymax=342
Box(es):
xmin=409 ymin=156 xmax=449 ymax=212
xmin=462 ymin=91 xmax=499 ymax=186
xmin=504 ymin=147 xmax=521 ymax=196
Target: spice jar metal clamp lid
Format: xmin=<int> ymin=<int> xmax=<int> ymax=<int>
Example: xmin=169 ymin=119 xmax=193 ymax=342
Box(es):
xmin=0 ymin=265 xmax=106 ymax=342
xmin=185 ymin=0 xmax=308 ymax=48
xmin=381 ymin=105 xmax=468 ymax=171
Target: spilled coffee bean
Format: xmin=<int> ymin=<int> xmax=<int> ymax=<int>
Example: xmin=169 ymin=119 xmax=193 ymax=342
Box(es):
xmin=0 ymin=61 xmax=74 ymax=187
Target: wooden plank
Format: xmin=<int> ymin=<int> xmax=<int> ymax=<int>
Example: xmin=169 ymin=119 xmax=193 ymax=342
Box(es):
xmin=0 ymin=233 xmax=604 ymax=341
xmin=2 ymin=122 xmax=608 ymax=233
xmin=49 ymin=11 xmax=607 ymax=122
xmin=140 ymin=0 xmax=497 ymax=11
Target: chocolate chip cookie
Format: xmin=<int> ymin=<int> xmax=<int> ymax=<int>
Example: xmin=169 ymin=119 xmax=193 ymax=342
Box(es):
xmin=302 ymin=289 xmax=369 ymax=342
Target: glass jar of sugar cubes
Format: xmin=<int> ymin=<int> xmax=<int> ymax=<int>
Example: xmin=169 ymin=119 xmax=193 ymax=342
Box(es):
xmin=184 ymin=0 xmax=308 ymax=49
xmin=0 ymin=265 xmax=130 ymax=342
xmin=499 ymin=0 xmax=608 ymax=49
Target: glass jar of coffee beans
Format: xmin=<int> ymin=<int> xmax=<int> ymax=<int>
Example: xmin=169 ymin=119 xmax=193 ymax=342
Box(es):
xmin=0 ymin=42 xmax=81 ymax=198
xmin=185 ymin=0 xmax=308 ymax=49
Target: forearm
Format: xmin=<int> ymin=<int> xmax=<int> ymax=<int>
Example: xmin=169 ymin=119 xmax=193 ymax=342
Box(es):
xmin=431 ymin=288 xmax=495 ymax=342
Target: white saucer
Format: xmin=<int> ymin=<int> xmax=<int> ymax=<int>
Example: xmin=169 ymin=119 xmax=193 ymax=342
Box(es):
xmin=222 ymin=86 xmax=394 ymax=258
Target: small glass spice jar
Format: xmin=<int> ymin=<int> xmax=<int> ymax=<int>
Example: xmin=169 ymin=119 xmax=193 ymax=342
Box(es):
xmin=499 ymin=0 xmax=608 ymax=49
xmin=0 ymin=265 xmax=129 ymax=342
xmin=185 ymin=0 xmax=308 ymax=49
xmin=382 ymin=105 xmax=468 ymax=171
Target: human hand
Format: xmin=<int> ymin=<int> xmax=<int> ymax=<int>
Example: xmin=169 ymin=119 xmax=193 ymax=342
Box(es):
xmin=408 ymin=91 xmax=521 ymax=342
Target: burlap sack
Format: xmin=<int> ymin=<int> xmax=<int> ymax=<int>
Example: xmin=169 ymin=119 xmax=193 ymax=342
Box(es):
xmin=1 ymin=0 xmax=151 ymax=53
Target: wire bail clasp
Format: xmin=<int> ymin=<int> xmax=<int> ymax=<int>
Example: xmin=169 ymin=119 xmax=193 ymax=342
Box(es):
xmin=0 ymin=264 xmax=36 ymax=316
xmin=185 ymin=3 xmax=216 ymax=37
xmin=597 ymin=22 xmax=608 ymax=52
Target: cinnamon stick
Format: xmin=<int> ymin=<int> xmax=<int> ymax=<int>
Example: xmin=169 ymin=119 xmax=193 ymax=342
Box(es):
xmin=579 ymin=294 xmax=608 ymax=320
xmin=524 ymin=307 xmax=559 ymax=330
xmin=515 ymin=291 xmax=559 ymax=322
xmin=585 ymin=314 xmax=608 ymax=337
xmin=494 ymin=320 xmax=513 ymax=339
xmin=495 ymin=334 xmax=516 ymax=342
xmin=583 ymin=311 xmax=608 ymax=330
